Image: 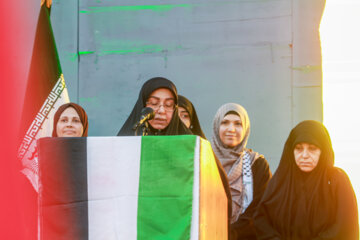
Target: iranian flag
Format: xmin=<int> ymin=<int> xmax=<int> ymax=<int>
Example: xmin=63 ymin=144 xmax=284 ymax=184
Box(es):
xmin=38 ymin=135 xmax=228 ymax=240
xmin=18 ymin=5 xmax=70 ymax=192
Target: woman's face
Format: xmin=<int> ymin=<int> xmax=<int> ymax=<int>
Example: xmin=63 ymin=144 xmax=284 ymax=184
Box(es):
xmin=219 ymin=113 xmax=243 ymax=148
xmin=146 ymin=88 xmax=175 ymax=130
xmin=56 ymin=107 xmax=84 ymax=137
xmin=178 ymin=107 xmax=191 ymax=128
xmin=293 ymin=142 xmax=321 ymax=172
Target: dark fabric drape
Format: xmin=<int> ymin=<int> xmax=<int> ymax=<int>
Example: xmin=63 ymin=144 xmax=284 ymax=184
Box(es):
xmin=117 ymin=77 xmax=191 ymax=136
xmin=254 ymin=120 xmax=359 ymax=240
xmin=52 ymin=102 xmax=89 ymax=137
xmin=178 ymin=95 xmax=206 ymax=139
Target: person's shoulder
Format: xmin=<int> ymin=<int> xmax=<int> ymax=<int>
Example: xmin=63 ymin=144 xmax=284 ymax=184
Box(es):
xmin=329 ymin=167 xmax=352 ymax=185
xmin=252 ymin=152 xmax=269 ymax=167
xmin=247 ymin=149 xmax=266 ymax=160
xmin=328 ymin=167 xmax=357 ymax=207
xmin=249 ymin=151 xmax=272 ymax=186
xmin=249 ymin=151 xmax=270 ymax=172
xmin=254 ymin=156 xmax=269 ymax=167
xmin=330 ymin=166 xmax=349 ymax=177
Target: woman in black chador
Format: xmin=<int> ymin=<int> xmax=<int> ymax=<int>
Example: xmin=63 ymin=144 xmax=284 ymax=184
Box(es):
xmin=211 ymin=103 xmax=272 ymax=240
xmin=178 ymin=95 xmax=206 ymax=139
xmin=117 ymin=77 xmax=191 ymax=136
xmin=118 ymin=78 xmax=233 ymax=238
xmin=254 ymin=120 xmax=359 ymax=240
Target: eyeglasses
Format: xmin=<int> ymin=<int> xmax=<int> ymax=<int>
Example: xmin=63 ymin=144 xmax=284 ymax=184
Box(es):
xmin=146 ymin=97 xmax=176 ymax=112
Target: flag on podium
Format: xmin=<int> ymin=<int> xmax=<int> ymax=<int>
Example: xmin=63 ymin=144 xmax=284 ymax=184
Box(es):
xmin=38 ymin=135 xmax=228 ymax=239
xmin=18 ymin=5 xmax=70 ymax=192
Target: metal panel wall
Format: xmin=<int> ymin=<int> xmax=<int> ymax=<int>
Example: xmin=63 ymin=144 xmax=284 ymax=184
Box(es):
xmin=51 ymin=0 xmax=325 ymax=171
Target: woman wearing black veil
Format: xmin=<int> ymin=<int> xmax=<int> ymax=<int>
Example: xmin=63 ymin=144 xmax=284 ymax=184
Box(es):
xmin=178 ymin=95 xmax=206 ymax=139
xmin=117 ymin=77 xmax=192 ymax=136
xmin=254 ymin=120 xmax=359 ymax=240
xmin=117 ymin=78 xmax=233 ymax=239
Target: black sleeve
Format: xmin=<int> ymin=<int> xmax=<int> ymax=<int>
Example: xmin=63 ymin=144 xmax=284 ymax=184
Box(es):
xmin=314 ymin=168 xmax=359 ymax=240
xmin=230 ymin=157 xmax=272 ymax=240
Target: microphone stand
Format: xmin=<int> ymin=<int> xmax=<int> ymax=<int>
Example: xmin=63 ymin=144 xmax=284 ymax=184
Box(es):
xmin=134 ymin=121 xmax=150 ymax=136
xmin=133 ymin=107 xmax=154 ymax=136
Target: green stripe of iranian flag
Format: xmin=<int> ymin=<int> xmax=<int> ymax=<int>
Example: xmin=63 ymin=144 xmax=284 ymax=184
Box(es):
xmin=87 ymin=135 xmax=199 ymax=240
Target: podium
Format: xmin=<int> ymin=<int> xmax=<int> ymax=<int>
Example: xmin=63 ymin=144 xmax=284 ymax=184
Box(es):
xmin=38 ymin=135 xmax=227 ymax=240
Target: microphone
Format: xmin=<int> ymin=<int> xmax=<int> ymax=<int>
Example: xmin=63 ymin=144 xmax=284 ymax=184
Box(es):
xmin=132 ymin=107 xmax=155 ymax=130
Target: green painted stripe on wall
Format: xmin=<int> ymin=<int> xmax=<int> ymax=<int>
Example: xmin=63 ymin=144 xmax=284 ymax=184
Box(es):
xmin=80 ymin=4 xmax=195 ymax=14
xmin=77 ymin=45 xmax=183 ymax=56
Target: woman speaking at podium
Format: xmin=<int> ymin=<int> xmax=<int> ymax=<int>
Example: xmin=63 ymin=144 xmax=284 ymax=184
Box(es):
xmin=118 ymin=78 xmax=235 ymax=239
xmin=211 ymin=103 xmax=272 ymax=240
xmin=117 ymin=77 xmax=192 ymax=136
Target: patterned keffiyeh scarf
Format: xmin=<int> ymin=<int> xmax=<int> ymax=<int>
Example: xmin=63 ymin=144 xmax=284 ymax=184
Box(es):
xmin=227 ymin=150 xmax=258 ymax=223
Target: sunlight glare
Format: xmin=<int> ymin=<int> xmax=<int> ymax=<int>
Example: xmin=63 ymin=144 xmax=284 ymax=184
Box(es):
xmin=320 ymin=0 xmax=360 ymax=222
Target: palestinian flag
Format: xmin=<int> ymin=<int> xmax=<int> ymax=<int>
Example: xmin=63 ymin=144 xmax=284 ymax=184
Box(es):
xmin=38 ymin=135 xmax=227 ymax=239
xmin=18 ymin=5 xmax=70 ymax=191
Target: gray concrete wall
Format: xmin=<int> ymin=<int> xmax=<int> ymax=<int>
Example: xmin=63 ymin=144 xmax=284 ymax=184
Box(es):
xmin=50 ymin=0 xmax=325 ymax=171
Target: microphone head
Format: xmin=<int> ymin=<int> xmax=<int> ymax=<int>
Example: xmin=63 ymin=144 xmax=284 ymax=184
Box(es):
xmin=141 ymin=107 xmax=155 ymax=120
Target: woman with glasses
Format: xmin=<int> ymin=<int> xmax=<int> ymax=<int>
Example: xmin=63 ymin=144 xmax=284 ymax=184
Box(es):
xmin=117 ymin=77 xmax=192 ymax=136
xmin=118 ymin=78 xmax=233 ymax=239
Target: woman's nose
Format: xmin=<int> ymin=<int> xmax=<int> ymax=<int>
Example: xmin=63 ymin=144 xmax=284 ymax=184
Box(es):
xmin=228 ymin=123 xmax=235 ymax=131
xmin=157 ymin=105 xmax=166 ymax=113
xmin=66 ymin=121 xmax=74 ymax=127
xmin=302 ymin=149 xmax=310 ymax=157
